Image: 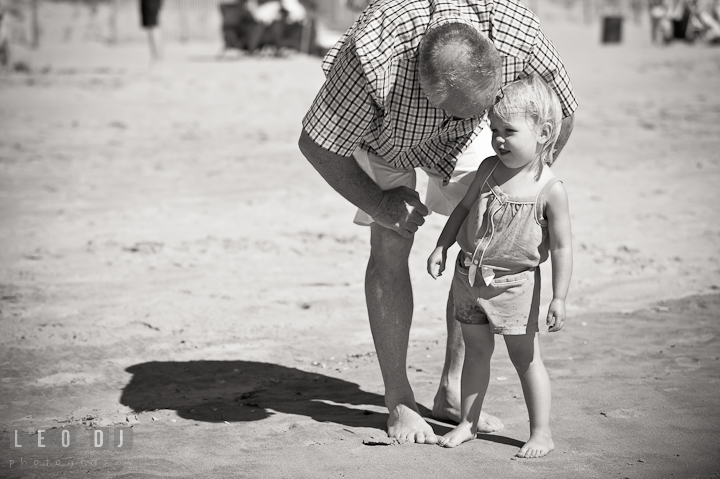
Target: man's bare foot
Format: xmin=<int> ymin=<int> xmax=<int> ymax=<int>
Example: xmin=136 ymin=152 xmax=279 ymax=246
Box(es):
xmin=432 ymin=387 xmax=504 ymax=433
xmin=477 ymin=411 xmax=504 ymax=433
xmin=432 ymin=385 xmax=462 ymax=422
xmin=516 ymin=430 xmax=555 ymax=458
xmin=387 ymin=402 xmax=439 ymax=444
xmin=437 ymin=421 xmax=476 ymax=448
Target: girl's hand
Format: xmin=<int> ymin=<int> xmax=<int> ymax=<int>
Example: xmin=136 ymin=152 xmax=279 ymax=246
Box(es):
xmin=547 ymin=298 xmax=566 ymax=332
xmin=427 ymin=246 xmax=446 ymax=279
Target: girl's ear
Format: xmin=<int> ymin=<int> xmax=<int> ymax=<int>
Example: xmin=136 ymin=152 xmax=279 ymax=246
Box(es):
xmin=537 ymin=122 xmax=552 ymax=145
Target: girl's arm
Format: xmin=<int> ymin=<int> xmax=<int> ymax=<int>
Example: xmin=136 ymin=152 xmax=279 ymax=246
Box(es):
xmin=427 ymin=163 xmax=488 ymax=278
xmin=545 ymin=182 xmax=573 ymax=332
xmin=438 ymin=162 xmax=488 ymax=248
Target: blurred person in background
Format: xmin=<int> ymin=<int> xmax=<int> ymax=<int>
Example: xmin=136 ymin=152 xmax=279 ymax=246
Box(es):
xmin=140 ymin=0 xmax=163 ymax=61
xmin=649 ymin=0 xmax=674 ymax=41
xmin=653 ymin=0 xmax=720 ymax=43
xmin=245 ymin=0 xmax=308 ymax=54
xmin=246 ymin=0 xmax=307 ymax=24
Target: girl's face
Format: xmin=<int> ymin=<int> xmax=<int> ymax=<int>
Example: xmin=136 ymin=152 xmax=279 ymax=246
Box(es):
xmin=488 ymin=111 xmax=544 ymax=170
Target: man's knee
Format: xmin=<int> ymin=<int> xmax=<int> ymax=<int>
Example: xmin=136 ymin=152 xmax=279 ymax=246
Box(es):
xmin=369 ymin=224 xmax=413 ymax=267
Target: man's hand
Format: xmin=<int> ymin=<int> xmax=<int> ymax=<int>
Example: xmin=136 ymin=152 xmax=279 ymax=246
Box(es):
xmin=546 ymin=298 xmax=566 ymax=332
xmin=371 ymin=186 xmax=429 ymax=238
xmin=427 ymin=246 xmax=446 ymax=279
xmin=299 ymin=132 xmax=428 ymax=239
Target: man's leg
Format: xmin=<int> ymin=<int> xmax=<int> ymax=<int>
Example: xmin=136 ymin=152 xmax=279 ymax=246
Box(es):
xmin=366 ymin=222 xmax=437 ymax=444
xmin=432 ymin=288 xmax=463 ymax=421
xmin=146 ymin=26 xmax=162 ymax=62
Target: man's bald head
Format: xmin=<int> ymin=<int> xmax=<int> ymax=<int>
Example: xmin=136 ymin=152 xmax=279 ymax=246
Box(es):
xmin=418 ymin=21 xmax=503 ymax=118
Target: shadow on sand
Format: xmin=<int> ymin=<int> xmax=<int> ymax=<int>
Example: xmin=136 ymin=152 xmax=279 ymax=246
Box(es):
xmin=120 ymin=360 xmax=391 ymax=429
xmin=476 ymin=433 xmax=524 ymax=448
xmin=120 ymin=360 xmax=524 ymax=446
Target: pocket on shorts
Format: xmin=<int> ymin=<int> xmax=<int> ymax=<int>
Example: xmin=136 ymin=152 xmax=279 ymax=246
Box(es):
xmin=455 ymin=255 xmax=470 ymax=276
xmin=491 ymin=271 xmax=530 ymax=287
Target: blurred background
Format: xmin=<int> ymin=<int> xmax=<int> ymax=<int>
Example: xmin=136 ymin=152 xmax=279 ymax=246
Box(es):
xmin=0 ymin=0 xmax=718 ymax=62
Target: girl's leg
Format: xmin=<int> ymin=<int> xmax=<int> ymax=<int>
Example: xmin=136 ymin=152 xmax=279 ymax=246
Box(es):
xmin=439 ymin=322 xmax=495 ymax=448
xmin=504 ymin=332 xmax=555 ymax=458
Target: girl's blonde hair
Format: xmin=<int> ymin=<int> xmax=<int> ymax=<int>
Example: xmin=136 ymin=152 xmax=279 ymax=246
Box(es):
xmin=491 ymin=74 xmax=563 ymax=166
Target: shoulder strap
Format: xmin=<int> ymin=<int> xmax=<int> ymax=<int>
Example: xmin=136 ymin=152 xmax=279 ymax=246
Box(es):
xmin=481 ymin=157 xmax=500 ymax=191
xmin=535 ymin=177 xmax=562 ymax=225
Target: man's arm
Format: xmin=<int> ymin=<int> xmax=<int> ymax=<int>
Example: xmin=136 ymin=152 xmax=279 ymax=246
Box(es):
xmin=298 ymin=130 xmax=428 ymax=238
xmin=298 ymin=129 xmax=384 ymax=218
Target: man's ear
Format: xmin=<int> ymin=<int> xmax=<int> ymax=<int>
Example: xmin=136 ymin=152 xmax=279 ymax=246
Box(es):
xmin=537 ymin=122 xmax=553 ymax=144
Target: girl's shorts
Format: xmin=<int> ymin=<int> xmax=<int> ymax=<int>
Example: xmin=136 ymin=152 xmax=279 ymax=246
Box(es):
xmin=452 ymin=253 xmax=540 ymax=335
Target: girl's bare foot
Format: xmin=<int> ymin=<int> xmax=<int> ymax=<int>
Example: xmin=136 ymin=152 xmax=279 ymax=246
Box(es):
xmin=437 ymin=421 xmax=477 ymax=448
xmin=516 ymin=430 xmax=555 ymax=458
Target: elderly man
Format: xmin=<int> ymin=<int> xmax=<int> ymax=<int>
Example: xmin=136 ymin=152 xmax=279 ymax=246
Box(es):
xmin=299 ymin=0 xmax=577 ymax=444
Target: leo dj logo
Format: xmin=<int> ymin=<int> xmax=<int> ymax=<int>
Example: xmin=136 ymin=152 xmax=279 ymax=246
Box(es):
xmin=9 ymin=427 xmax=133 ymax=450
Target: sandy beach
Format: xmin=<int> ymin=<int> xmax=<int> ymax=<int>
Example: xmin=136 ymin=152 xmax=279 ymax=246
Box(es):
xmin=1 ymin=4 xmax=719 ymax=478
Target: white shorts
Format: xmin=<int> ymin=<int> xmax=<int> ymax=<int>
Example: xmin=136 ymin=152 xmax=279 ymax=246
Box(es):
xmin=352 ymin=127 xmax=495 ymax=225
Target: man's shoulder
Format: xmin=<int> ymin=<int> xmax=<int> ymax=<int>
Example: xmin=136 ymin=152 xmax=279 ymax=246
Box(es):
xmin=327 ymin=0 xmax=542 ymax=68
xmin=321 ymin=0 xmax=429 ymax=106
xmin=351 ymin=0 xmax=429 ymax=60
xmin=492 ymin=0 xmax=539 ymax=24
xmin=490 ymin=0 xmax=541 ymax=59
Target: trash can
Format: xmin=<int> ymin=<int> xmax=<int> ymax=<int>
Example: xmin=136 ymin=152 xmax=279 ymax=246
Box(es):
xmin=601 ymin=16 xmax=623 ymax=43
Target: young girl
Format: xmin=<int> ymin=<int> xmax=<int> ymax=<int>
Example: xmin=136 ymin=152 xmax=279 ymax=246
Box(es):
xmin=427 ymin=74 xmax=573 ymax=458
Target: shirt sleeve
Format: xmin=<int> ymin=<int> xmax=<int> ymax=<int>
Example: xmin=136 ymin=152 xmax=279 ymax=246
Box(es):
xmin=301 ymin=40 xmax=378 ymax=157
xmin=524 ymin=29 xmax=578 ymax=119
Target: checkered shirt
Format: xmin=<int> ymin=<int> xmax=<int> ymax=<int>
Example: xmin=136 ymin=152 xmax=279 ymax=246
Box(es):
xmin=302 ymin=0 xmax=578 ymax=183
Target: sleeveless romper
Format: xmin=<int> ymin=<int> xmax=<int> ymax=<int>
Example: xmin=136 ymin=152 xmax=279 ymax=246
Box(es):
xmin=452 ymin=157 xmax=561 ymax=335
